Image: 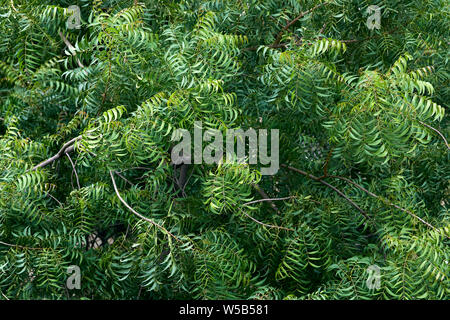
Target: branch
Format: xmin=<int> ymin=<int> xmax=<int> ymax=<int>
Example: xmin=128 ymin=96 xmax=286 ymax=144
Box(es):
xmin=0 ymin=240 xmax=41 ymax=250
xmin=281 ymin=164 xmax=370 ymax=221
xmin=243 ymin=43 xmax=288 ymax=52
xmin=251 ymin=183 xmax=280 ymax=212
xmin=115 ymin=171 xmax=135 ymax=186
xmin=273 ymin=2 xmax=329 ymax=45
xmin=419 ymin=121 xmax=450 ymax=151
xmin=45 ymin=192 xmax=63 ymax=207
xmin=109 ymin=170 xmax=180 ymax=242
xmin=30 ymin=136 xmax=81 ymax=171
xmin=66 ymin=152 xmax=80 ymax=189
xmin=243 ymin=196 xmax=294 ymax=206
xmin=58 ymin=31 xmax=85 ymax=68
xmin=239 ymin=210 xmax=295 ymax=231
xmin=326 ymin=175 xmax=448 ymax=237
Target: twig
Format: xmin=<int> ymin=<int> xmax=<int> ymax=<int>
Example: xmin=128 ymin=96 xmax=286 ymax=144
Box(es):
xmin=115 ymin=171 xmax=134 ymax=186
xmin=281 ymin=164 xmax=370 ymax=221
xmin=45 ymin=192 xmax=63 ymax=207
xmin=419 ymin=121 xmax=450 ymax=151
xmin=252 ymin=183 xmax=280 ymax=212
xmin=0 ymin=291 xmax=9 ymax=300
xmin=58 ymin=31 xmax=85 ymax=68
xmin=326 ymin=175 xmax=447 ymax=237
xmin=319 ymin=23 xmax=327 ymax=34
xmin=273 ymin=2 xmax=329 ymax=45
xmin=10 ymin=0 xmax=17 ymax=12
xmin=0 ymin=240 xmax=41 ymax=250
xmin=237 ymin=207 xmax=294 ymax=232
xmin=320 ymin=147 xmax=334 ymax=179
xmin=66 ymin=152 xmax=80 ymax=189
xmin=243 ymin=43 xmax=288 ymax=52
xmin=109 ymin=171 xmax=180 ymax=242
xmin=30 ymin=136 xmax=81 ymax=171
xmin=243 ymin=196 xmax=295 ymax=206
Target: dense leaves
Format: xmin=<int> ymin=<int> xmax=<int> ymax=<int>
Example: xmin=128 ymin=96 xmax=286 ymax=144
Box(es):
xmin=0 ymin=0 xmax=448 ymax=299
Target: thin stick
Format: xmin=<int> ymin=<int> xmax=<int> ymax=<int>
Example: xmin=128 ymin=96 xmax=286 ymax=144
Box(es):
xmin=273 ymin=2 xmax=329 ymax=45
xmin=243 ymin=196 xmax=295 ymax=206
xmin=252 ymin=183 xmax=280 ymax=213
xmin=0 ymin=240 xmax=41 ymax=250
xmin=419 ymin=121 xmax=450 ymax=151
xmin=58 ymin=31 xmax=85 ymax=68
xmin=31 ymin=136 xmax=81 ymax=171
xmin=238 ymin=208 xmax=294 ymax=232
xmin=326 ymin=175 xmax=447 ymax=237
xmin=281 ymin=164 xmax=370 ymax=221
xmin=109 ymin=171 xmax=180 ymax=242
xmin=45 ymin=192 xmax=63 ymax=207
xmin=115 ymin=171 xmax=134 ymax=186
xmin=66 ymin=152 xmax=80 ymax=189
xmin=1 ymin=291 xmax=9 ymax=300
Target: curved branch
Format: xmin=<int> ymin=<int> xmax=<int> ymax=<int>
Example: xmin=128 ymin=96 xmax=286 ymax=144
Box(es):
xmin=419 ymin=121 xmax=450 ymax=151
xmin=326 ymin=175 xmax=447 ymax=238
xmin=273 ymin=2 xmax=329 ymax=45
xmin=30 ymin=136 xmax=81 ymax=171
xmin=281 ymin=164 xmax=370 ymax=221
xmin=243 ymin=196 xmax=294 ymax=206
xmin=109 ymin=170 xmax=180 ymax=242
xmin=66 ymin=152 xmax=80 ymax=189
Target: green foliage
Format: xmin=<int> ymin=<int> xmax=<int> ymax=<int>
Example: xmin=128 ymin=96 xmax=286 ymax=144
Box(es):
xmin=0 ymin=0 xmax=448 ymax=300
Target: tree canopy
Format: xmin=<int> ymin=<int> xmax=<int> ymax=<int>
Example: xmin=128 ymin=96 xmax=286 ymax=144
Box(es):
xmin=0 ymin=0 xmax=448 ymax=300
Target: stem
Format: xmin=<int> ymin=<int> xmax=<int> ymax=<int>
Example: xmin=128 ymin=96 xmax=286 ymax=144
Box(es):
xmin=109 ymin=170 xmax=180 ymax=242
xmin=281 ymin=164 xmax=370 ymax=221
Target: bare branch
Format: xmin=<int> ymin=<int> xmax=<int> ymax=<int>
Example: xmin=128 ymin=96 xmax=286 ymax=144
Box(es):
xmin=30 ymin=136 xmax=81 ymax=171
xmin=45 ymin=192 xmax=63 ymax=207
xmin=419 ymin=121 xmax=450 ymax=151
xmin=66 ymin=152 xmax=80 ymax=189
xmin=0 ymin=240 xmax=41 ymax=250
xmin=109 ymin=170 xmax=180 ymax=242
xmin=243 ymin=196 xmax=294 ymax=207
xmin=115 ymin=171 xmax=134 ymax=186
xmin=58 ymin=31 xmax=85 ymax=68
xmin=273 ymin=2 xmax=329 ymax=45
xmin=251 ymin=183 xmax=280 ymax=213
xmin=326 ymin=175 xmax=447 ymax=238
xmin=281 ymin=164 xmax=371 ymax=221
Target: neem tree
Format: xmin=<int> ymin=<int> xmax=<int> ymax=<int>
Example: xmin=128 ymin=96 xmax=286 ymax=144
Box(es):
xmin=0 ymin=0 xmax=448 ymax=299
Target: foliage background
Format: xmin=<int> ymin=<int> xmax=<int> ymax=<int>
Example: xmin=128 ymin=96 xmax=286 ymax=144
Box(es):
xmin=0 ymin=0 xmax=448 ymax=299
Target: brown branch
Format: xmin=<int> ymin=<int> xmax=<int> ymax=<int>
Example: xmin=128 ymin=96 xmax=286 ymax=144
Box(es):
xmin=320 ymin=147 xmax=334 ymax=179
xmin=66 ymin=152 xmax=80 ymax=189
xmin=115 ymin=171 xmax=134 ymax=186
xmin=240 ymin=210 xmax=294 ymax=231
xmin=0 ymin=240 xmax=41 ymax=250
xmin=273 ymin=2 xmax=329 ymax=45
xmin=30 ymin=136 xmax=81 ymax=171
xmin=243 ymin=43 xmax=288 ymax=52
xmin=252 ymin=183 xmax=280 ymax=213
xmin=45 ymin=192 xmax=63 ymax=207
xmin=109 ymin=170 xmax=180 ymax=242
xmin=281 ymin=164 xmax=370 ymax=221
xmin=419 ymin=121 xmax=450 ymax=151
xmin=326 ymin=175 xmax=448 ymax=238
xmin=243 ymin=196 xmax=295 ymax=206
xmin=58 ymin=31 xmax=84 ymax=68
